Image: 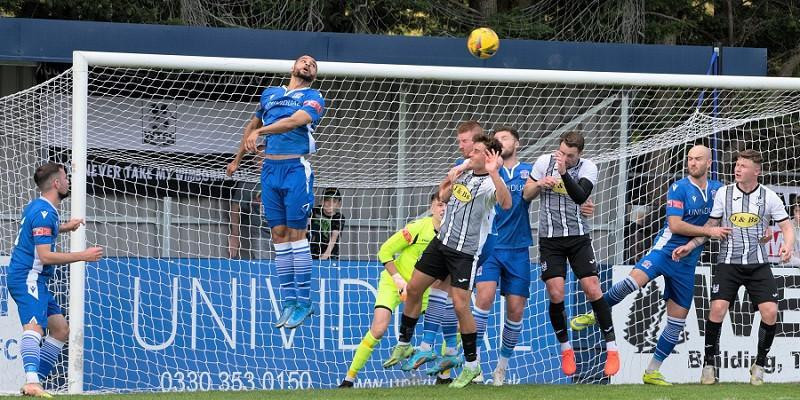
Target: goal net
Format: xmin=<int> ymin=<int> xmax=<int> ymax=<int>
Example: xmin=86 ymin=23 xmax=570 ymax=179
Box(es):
xmin=1 ymin=52 xmax=800 ymax=393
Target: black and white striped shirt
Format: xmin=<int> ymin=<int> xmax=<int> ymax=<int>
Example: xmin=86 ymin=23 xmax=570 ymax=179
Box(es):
xmin=710 ymin=183 xmax=789 ymax=265
xmin=531 ymin=154 xmax=598 ymax=238
xmin=440 ymin=171 xmax=497 ymax=256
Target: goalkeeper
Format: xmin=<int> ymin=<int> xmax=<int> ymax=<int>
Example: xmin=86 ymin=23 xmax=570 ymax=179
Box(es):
xmin=339 ymin=192 xmax=446 ymax=388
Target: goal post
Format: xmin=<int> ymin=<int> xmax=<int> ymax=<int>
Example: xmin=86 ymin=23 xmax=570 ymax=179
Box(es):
xmin=46 ymin=50 xmax=800 ymax=392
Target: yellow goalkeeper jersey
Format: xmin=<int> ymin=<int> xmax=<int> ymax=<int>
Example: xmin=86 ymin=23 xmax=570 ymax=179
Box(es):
xmin=377 ymin=216 xmax=436 ymax=280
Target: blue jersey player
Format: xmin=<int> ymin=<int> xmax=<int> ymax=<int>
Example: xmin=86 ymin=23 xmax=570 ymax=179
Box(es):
xmin=227 ymin=55 xmax=325 ymax=330
xmin=472 ymin=126 xmax=533 ymax=386
xmin=570 ymin=145 xmax=730 ymax=385
xmin=8 ymin=163 xmax=103 ymax=397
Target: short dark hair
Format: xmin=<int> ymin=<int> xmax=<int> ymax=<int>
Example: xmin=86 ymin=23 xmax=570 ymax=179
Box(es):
xmin=560 ymin=131 xmax=585 ymax=152
xmin=735 ymin=149 xmax=763 ymax=166
xmin=34 ymin=163 xmax=64 ymax=190
xmin=323 ymin=187 xmax=342 ymax=200
xmin=472 ymin=134 xmax=502 ymax=154
xmin=457 ymin=120 xmax=482 ymax=134
xmin=430 ymin=191 xmax=441 ymax=203
xmin=492 ymin=126 xmax=519 ymax=141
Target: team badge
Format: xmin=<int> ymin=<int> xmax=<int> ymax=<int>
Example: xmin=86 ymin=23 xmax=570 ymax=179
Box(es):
xmin=519 ymin=170 xmax=530 ymax=180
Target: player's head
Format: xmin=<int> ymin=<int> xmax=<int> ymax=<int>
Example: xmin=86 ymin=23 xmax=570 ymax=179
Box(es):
xmin=734 ymin=149 xmax=762 ymax=185
xmin=429 ymin=191 xmax=446 ymax=221
xmin=686 ymin=145 xmax=712 ymax=179
xmin=322 ymin=187 xmax=342 ymax=214
xmin=34 ymin=163 xmax=70 ymax=200
xmin=469 ymin=134 xmax=502 ymax=170
xmin=492 ymin=126 xmax=519 ymax=159
xmin=456 ymin=120 xmax=483 ymax=158
xmin=558 ymin=131 xmax=585 ymax=168
xmin=291 ymin=55 xmax=318 ymax=83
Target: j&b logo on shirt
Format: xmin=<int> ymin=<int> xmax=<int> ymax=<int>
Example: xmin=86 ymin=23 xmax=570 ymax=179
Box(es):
xmin=729 ymin=212 xmax=760 ymax=228
xmin=452 ymin=184 xmax=473 ymax=203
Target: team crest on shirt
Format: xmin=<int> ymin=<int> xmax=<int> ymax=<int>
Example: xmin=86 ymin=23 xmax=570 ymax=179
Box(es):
xmin=452 ymin=183 xmax=473 ymax=203
xmin=729 ymin=212 xmax=760 ymax=228
xmin=641 ymin=259 xmax=652 ymax=269
xmin=552 ymin=179 xmax=567 ymax=195
xmin=520 ymin=170 xmax=530 ymax=180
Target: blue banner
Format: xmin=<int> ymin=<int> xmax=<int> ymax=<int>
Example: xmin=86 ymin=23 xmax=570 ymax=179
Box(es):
xmin=85 ymin=258 xmax=606 ymax=391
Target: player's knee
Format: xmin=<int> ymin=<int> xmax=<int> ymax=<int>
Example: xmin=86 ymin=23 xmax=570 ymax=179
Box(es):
xmin=759 ymin=302 xmax=778 ymax=324
xmin=271 ymin=226 xmax=288 ymax=241
xmin=709 ymin=302 xmax=727 ymax=321
xmin=51 ymin=325 xmax=69 ymax=342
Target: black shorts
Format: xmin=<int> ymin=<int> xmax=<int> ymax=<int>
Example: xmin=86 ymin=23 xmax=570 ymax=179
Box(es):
xmin=539 ymin=235 xmax=598 ymax=281
xmin=415 ymin=237 xmax=478 ymax=291
xmin=711 ymin=263 xmax=779 ymax=306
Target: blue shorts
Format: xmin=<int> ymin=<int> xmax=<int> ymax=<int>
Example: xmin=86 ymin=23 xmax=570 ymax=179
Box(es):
xmin=475 ymin=247 xmax=531 ymax=298
xmin=634 ymin=250 xmax=695 ymax=310
xmin=261 ymin=157 xmax=315 ymax=229
xmin=477 ymin=233 xmax=497 ymax=267
xmin=7 ymin=276 xmax=62 ymax=329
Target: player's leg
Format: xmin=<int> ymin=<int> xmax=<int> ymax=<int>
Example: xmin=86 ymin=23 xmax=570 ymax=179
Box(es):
xmin=261 ymin=161 xmax=296 ymax=327
xmin=342 ymin=275 xmax=398 ymax=387
xmin=38 ymin=295 xmax=68 ymax=383
xmin=703 ymin=264 xmax=740 ymax=384
xmin=745 ymin=264 xmax=780 ymax=385
xmin=284 ymin=159 xmax=315 ymax=329
xmin=473 ymin=254 xmax=500 ymax=364
xmin=540 ymin=237 xmax=574 ymax=375
xmin=492 ymin=248 xmax=529 ymax=386
xmin=9 ymin=281 xmax=51 ymax=397
xmin=643 ymin=260 xmax=691 ymax=386
xmin=571 ymin=236 xmax=618 ymax=376
xmin=447 ymin=252 xmax=482 ymax=388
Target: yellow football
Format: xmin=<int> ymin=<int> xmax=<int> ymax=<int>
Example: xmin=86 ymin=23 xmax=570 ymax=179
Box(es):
xmin=467 ymin=27 xmax=499 ymax=59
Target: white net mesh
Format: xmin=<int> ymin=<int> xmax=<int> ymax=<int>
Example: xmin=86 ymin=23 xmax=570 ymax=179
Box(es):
xmin=2 ymin=57 xmax=800 ymax=392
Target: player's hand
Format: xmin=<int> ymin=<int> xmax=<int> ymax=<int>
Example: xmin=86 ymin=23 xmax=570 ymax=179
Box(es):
xmin=580 ymin=198 xmax=595 ymax=217
xmin=485 ymin=149 xmax=501 ymax=173
xmin=82 ymin=247 xmax=103 ymax=262
xmin=228 ymin=235 xmax=240 ymax=258
xmin=554 ymin=150 xmax=567 ymax=175
xmin=539 ymin=175 xmax=559 ymax=189
xmin=779 ymin=243 xmax=793 ymax=263
xmin=705 ymin=226 xmax=732 ymax=240
xmin=60 ymin=218 xmax=84 ymax=232
xmin=759 ymin=227 xmax=773 ymax=244
xmin=319 ymin=252 xmax=331 ymax=260
xmin=671 ymin=244 xmax=691 ymax=261
xmin=244 ymin=131 xmax=260 ymax=153
xmin=447 ymin=163 xmax=467 ymax=183
xmin=226 ymin=159 xmax=240 ymax=177
xmin=392 ymin=273 xmax=407 ymax=300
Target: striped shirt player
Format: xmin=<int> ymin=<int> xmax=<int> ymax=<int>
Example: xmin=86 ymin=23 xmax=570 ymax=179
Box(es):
xmin=695 ymin=149 xmax=795 ymax=385
xmin=524 ymin=131 xmax=619 ymax=378
xmin=231 ymin=55 xmax=326 ymax=330
xmin=391 ymin=135 xmax=511 ymax=388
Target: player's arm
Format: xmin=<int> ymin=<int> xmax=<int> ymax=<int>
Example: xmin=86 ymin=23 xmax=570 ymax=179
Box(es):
xmin=58 ymin=218 xmax=84 ymax=233
xmin=36 ymin=244 xmax=103 ymax=265
xmin=321 ymin=216 xmax=344 ymax=260
xmin=227 ymin=116 xmax=264 ymax=177
xmin=522 ymin=177 xmax=542 ymax=201
xmin=377 ymin=222 xmax=419 ymax=292
xmin=671 ymin=217 xmax=719 ymax=261
xmin=777 ymin=219 xmax=795 ymax=263
xmin=559 ymin=172 xmax=593 ymax=204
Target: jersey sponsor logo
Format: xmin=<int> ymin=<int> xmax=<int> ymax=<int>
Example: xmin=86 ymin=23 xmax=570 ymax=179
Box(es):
xmin=291 ymin=92 xmax=304 ymax=99
xmin=452 ymin=183 xmax=473 ymax=203
xmin=303 ymin=100 xmax=323 ymax=115
xmin=729 ymin=212 xmax=760 ymax=228
xmin=552 ymin=179 xmax=567 ymax=195
xmin=32 ymin=227 xmax=52 ymax=237
xmin=666 ymin=200 xmax=684 ymax=209
xmin=401 ymin=228 xmax=413 ymax=244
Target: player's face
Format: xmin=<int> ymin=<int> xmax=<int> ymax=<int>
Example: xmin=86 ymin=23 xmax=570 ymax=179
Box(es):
xmin=470 ymin=142 xmax=488 ymax=169
xmin=734 ymin=157 xmax=760 ymax=184
xmin=292 ymin=56 xmax=318 ymax=82
xmin=558 ymin=142 xmax=581 ymax=168
xmin=430 ymin=199 xmax=446 ymax=220
xmin=457 ymin=131 xmax=476 ymax=158
xmin=494 ymin=130 xmax=518 ymax=159
xmin=52 ymin=168 xmax=70 ymax=200
xmin=686 ymin=149 xmax=711 ymax=179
